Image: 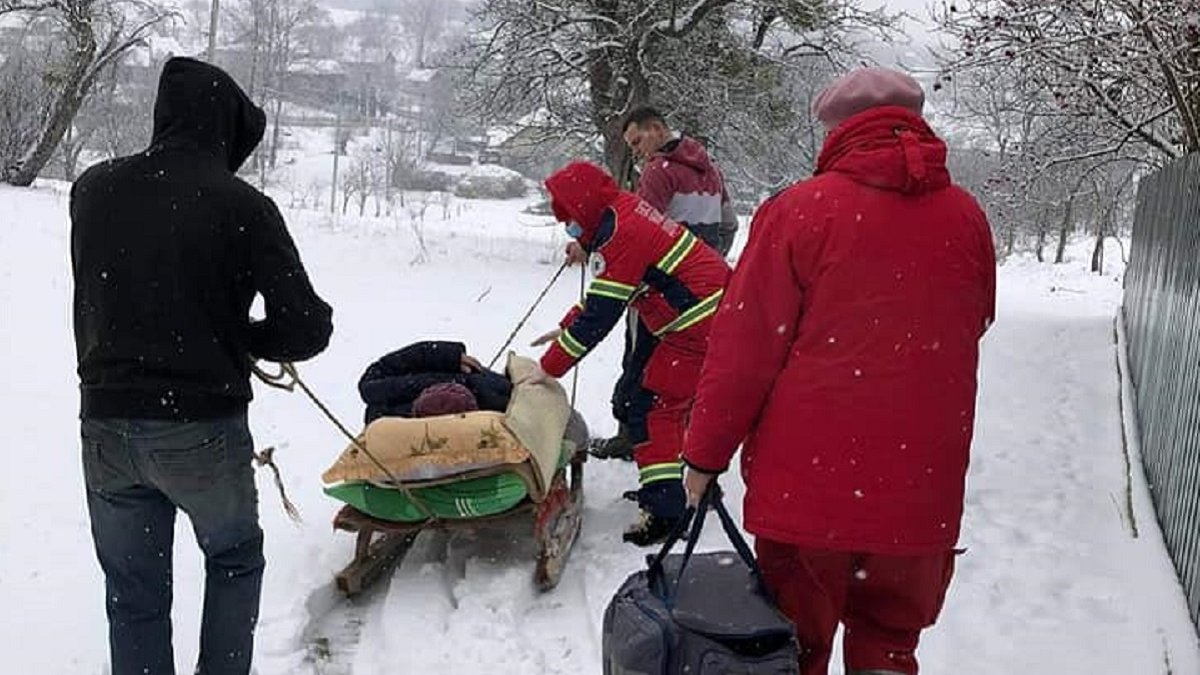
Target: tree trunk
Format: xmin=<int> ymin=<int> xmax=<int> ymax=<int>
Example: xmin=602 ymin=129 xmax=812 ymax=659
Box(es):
xmin=586 ymin=1 xmax=644 ymax=188
xmin=207 ymin=0 xmax=221 ymax=62
xmin=1054 ymin=224 xmax=1070 ymax=264
xmin=1035 ymin=226 xmax=1047 ymax=262
xmin=590 ymin=65 xmax=645 ymax=189
xmin=269 ymin=97 xmax=283 ymax=169
xmin=1054 ymin=197 xmax=1075 ymax=264
xmin=60 ymin=126 xmax=80 ymax=183
xmin=1091 ymin=231 xmax=1105 ymax=274
xmin=4 ymin=21 xmax=96 ymax=186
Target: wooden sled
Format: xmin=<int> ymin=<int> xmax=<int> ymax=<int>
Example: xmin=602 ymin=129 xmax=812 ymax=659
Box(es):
xmin=331 ymin=447 xmax=586 ymax=597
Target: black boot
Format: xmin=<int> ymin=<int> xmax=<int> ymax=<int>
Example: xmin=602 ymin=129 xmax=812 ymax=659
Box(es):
xmin=588 ymin=426 xmax=635 ymax=461
xmin=622 ymin=479 xmax=686 ymax=547
xmin=622 ymin=510 xmax=682 ymax=547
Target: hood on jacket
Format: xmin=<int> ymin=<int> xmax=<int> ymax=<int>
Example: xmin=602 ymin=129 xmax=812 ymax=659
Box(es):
xmin=544 ymin=161 xmax=619 ymax=245
xmin=815 ymin=106 xmax=950 ymax=195
xmin=656 ymin=136 xmax=716 ymax=175
xmin=150 ymin=57 xmax=266 ymax=173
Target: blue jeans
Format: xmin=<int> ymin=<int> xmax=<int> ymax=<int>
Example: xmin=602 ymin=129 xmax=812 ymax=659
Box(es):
xmin=82 ymin=415 xmax=264 ymax=675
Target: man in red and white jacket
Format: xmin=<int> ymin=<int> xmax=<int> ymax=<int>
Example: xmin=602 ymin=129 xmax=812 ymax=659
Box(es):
xmin=623 ymin=107 xmax=739 ymax=256
xmin=586 ymin=108 xmax=740 ymax=463
xmin=683 ymin=69 xmax=996 ymax=675
xmin=533 ymin=160 xmax=730 ymax=545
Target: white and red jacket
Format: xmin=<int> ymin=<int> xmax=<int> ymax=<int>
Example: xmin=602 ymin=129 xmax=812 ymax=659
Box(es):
xmin=683 ymin=107 xmax=996 ymax=555
xmin=539 ymin=162 xmax=730 ymax=402
xmin=638 ymin=136 xmax=737 ymax=252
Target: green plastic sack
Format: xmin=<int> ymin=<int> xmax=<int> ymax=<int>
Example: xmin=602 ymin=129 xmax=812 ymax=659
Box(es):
xmin=323 ymin=441 xmax=575 ymax=523
xmin=324 ymin=472 xmax=529 ymax=523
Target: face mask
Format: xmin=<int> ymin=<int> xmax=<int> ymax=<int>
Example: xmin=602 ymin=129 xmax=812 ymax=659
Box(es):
xmin=565 ymin=221 xmax=584 ymax=239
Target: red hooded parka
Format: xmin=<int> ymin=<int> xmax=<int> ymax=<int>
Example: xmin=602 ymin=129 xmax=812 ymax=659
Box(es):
xmin=683 ymin=107 xmax=996 ymax=555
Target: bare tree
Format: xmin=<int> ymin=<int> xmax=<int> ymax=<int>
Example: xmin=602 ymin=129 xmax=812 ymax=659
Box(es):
xmin=460 ymin=0 xmax=897 ymax=185
xmin=934 ymin=55 xmax=1150 ymax=265
xmin=55 ymin=57 xmax=150 ymax=180
xmin=225 ymin=0 xmax=326 ymax=173
xmin=342 ymin=142 xmax=388 ymax=216
xmin=383 ymin=121 xmax=422 ymax=210
xmin=0 ymin=0 xmax=171 ymax=186
xmin=935 ymin=0 xmax=1200 ymax=166
xmin=0 ymin=36 xmax=56 ymax=176
xmin=397 ymin=0 xmax=446 ymax=68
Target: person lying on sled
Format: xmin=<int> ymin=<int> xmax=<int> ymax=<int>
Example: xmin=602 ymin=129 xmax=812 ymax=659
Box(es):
xmin=357 ymin=340 xmax=511 ymax=423
xmin=359 ymin=340 xmax=590 ymax=454
xmin=529 ymin=160 xmax=731 ymax=546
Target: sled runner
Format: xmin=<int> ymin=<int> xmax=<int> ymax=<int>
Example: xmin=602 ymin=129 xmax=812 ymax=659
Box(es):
xmin=321 ymin=355 xmax=588 ymax=597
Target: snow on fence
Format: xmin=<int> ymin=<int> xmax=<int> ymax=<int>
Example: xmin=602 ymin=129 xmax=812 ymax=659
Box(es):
xmin=1123 ymin=153 xmax=1200 ymax=634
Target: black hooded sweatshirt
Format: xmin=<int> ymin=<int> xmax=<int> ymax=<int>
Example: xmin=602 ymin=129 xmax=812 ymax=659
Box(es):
xmin=70 ymin=57 xmax=333 ymax=421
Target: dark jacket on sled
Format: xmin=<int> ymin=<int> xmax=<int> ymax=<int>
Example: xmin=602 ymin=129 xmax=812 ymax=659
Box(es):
xmin=358 ymin=341 xmax=511 ymax=423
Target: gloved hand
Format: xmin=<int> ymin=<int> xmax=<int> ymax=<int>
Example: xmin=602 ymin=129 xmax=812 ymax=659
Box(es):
xmin=565 ymin=242 xmax=587 ymax=266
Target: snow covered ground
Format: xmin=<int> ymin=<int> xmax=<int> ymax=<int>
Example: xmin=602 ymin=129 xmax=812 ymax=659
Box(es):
xmin=1 ymin=182 xmax=1197 ymax=674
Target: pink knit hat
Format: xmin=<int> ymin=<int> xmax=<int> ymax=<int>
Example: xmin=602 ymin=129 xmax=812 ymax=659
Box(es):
xmin=812 ymin=68 xmax=925 ymax=129
xmin=412 ymin=383 xmax=479 ymax=417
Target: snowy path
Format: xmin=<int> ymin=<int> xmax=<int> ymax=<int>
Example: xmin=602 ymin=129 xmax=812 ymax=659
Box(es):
xmin=918 ymin=263 xmax=1199 ymax=674
xmin=0 ymin=184 xmax=1196 ymax=674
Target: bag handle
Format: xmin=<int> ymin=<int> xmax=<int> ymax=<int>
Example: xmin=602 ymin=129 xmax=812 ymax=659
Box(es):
xmin=646 ymin=481 xmax=769 ymax=604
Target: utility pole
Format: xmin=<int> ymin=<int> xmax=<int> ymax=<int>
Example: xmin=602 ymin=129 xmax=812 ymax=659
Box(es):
xmin=384 ymin=117 xmax=393 ymax=213
xmin=330 ymin=108 xmax=341 ymax=214
xmin=206 ymin=0 xmax=220 ymax=63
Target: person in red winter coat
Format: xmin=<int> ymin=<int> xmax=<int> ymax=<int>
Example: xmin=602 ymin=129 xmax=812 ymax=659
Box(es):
xmin=682 ymin=68 xmax=997 ymax=675
xmin=582 ymin=108 xmax=740 ymax=463
xmin=531 ymin=160 xmax=731 ymax=545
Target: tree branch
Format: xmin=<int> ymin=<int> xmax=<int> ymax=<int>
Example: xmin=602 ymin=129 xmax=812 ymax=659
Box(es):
xmin=0 ymin=0 xmax=58 ymax=15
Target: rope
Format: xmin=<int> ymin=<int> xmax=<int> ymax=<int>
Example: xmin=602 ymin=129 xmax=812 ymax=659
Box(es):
xmin=569 ymin=263 xmax=585 ymax=408
xmin=253 ymin=446 xmax=303 ymax=523
xmin=250 ymin=362 xmax=438 ymax=523
xmin=487 ymin=260 xmax=570 ymax=370
xmin=248 ymin=257 xmax=584 ymax=523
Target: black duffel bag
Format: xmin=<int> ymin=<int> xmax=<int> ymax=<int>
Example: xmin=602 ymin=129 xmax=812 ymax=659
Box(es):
xmin=602 ymin=483 xmax=801 ymax=674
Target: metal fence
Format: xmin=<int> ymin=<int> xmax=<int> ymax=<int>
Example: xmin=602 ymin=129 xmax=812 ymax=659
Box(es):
xmin=1123 ymin=153 xmax=1200 ymax=633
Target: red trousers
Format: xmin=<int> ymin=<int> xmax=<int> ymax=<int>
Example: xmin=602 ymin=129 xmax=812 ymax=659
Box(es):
xmin=756 ymin=539 xmax=956 ymax=675
xmin=631 ymin=340 xmax=703 ymax=473
xmin=634 ymin=394 xmax=690 ymax=470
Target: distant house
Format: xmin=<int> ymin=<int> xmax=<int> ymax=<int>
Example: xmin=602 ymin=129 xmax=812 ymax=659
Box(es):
xmin=269 ymin=50 xmax=407 ymax=120
xmin=342 ymin=52 xmax=399 ymax=117
xmin=285 ymin=57 xmax=349 ymax=109
xmin=425 ymin=137 xmax=472 ymax=165
xmin=486 ymin=111 xmax=593 ymax=179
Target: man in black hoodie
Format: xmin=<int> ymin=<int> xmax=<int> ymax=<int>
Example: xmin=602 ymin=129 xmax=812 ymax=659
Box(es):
xmin=70 ymin=57 xmax=332 ymax=675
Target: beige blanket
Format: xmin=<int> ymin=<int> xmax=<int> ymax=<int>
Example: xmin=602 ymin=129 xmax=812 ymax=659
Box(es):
xmin=320 ymin=354 xmax=570 ymax=501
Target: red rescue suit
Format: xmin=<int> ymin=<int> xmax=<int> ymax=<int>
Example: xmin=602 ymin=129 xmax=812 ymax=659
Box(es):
xmin=540 ymin=161 xmax=730 ymax=487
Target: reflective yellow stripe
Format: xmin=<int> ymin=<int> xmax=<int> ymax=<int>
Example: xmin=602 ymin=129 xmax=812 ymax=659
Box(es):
xmin=557 ymin=329 xmax=587 ymax=358
xmin=654 ymin=290 xmax=724 ymax=336
xmin=639 ymin=461 xmax=684 ymax=484
xmin=655 ymin=231 xmax=698 ymax=275
xmin=588 ymin=278 xmax=637 ymax=301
